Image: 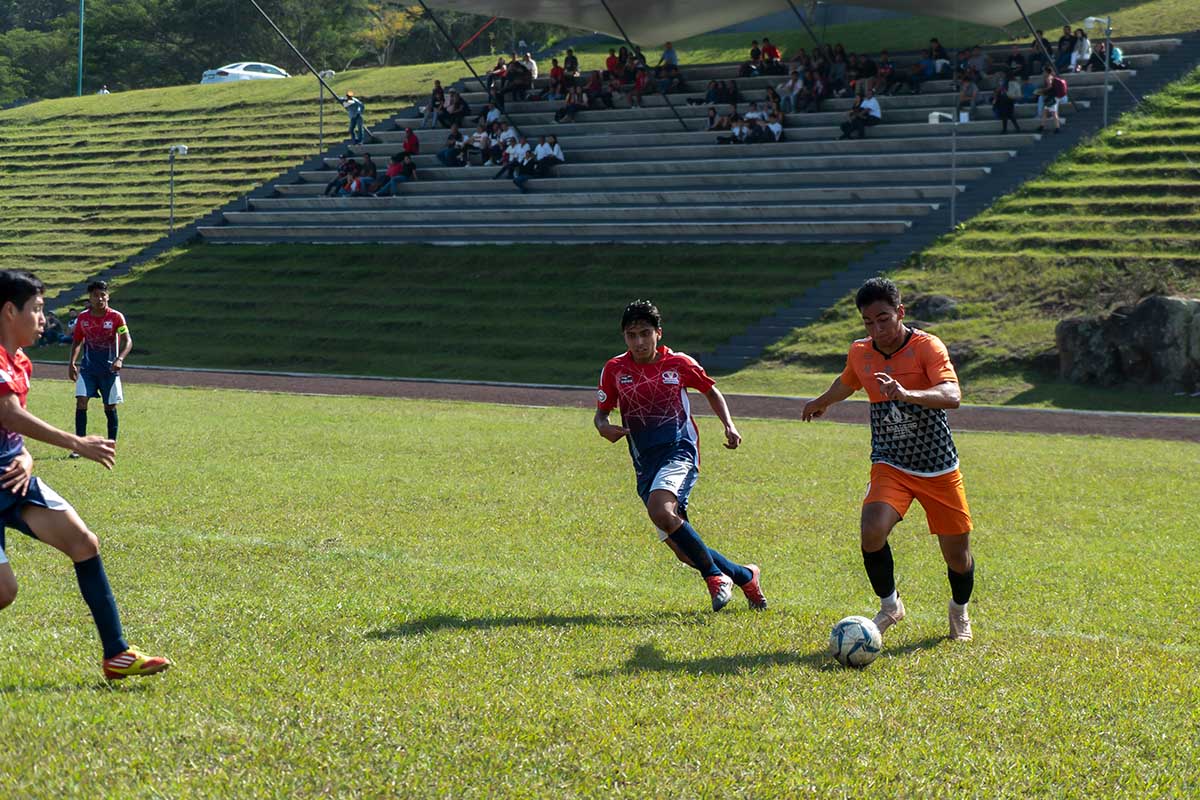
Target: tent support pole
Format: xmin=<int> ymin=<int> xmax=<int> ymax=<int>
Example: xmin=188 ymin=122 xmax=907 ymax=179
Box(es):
xmin=598 ymin=0 xmax=690 ymax=132
xmin=1012 ymin=0 xmax=1081 ymax=118
xmin=784 ymin=0 xmax=824 ymax=51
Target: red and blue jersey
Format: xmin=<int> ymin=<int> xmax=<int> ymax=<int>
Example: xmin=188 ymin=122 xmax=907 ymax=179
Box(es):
xmin=0 ymin=345 xmax=31 ymax=464
xmin=73 ymin=308 xmax=127 ymax=373
xmin=597 ymin=346 xmax=715 ymax=470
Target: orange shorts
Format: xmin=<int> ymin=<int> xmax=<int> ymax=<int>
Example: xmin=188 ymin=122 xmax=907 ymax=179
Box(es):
xmin=864 ymin=462 xmax=972 ymax=536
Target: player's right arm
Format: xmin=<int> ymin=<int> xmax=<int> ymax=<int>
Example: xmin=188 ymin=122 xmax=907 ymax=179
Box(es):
xmin=0 ymin=394 xmax=114 ymax=469
xmin=594 ymin=362 xmax=629 ymax=443
xmin=594 ymin=408 xmax=630 ymax=443
xmin=802 ymin=378 xmax=857 ymax=421
xmin=67 ymin=338 xmax=83 ymax=381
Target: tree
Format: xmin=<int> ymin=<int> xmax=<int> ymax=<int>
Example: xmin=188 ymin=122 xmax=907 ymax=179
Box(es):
xmin=359 ymin=1 xmax=420 ymax=67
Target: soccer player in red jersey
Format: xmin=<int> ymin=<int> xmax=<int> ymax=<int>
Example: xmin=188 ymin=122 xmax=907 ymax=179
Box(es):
xmin=803 ymin=278 xmax=974 ymax=641
xmin=595 ymin=300 xmax=766 ymax=612
xmin=68 ymin=280 xmax=131 ymax=454
xmin=0 ymin=270 xmax=170 ymax=679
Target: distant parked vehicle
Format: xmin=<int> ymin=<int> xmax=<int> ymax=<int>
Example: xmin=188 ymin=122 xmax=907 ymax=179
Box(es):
xmin=200 ymin=63 xmax=290 ymax=84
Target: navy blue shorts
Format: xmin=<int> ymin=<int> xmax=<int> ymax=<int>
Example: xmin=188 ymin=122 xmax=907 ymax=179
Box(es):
xmin=0 ymin=477 xmax=75 ymax=565
xmin=635 ymin=444 xmax=700 ymax=541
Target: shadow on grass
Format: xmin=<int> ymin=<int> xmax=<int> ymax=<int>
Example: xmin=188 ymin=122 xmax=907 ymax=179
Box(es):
xmin=582 ymin=635 xmax=947 ymax=677
xmin=367 ymin=610 xmax=708 ymax=640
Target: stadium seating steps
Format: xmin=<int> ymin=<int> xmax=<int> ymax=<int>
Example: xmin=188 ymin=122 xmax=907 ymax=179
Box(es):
xmin=198 ymin=38 xmax=1184 ymax=245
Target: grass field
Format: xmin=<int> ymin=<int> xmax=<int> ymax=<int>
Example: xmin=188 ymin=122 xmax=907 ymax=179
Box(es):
xmin=724 ymin=66 xmax=1200 ymax=412
xmin=0 ymin=380 xmax=1197 ymax=796
xmin=32 ymin=243 xmax=862 ymax=384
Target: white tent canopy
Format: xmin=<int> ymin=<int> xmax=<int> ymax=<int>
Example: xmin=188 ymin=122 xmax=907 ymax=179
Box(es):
xmin=422 ymin=1 xmax=1068 ymax=46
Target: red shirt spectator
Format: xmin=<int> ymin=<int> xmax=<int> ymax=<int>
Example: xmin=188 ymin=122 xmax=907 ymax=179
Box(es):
xmin=605 ymin=53 xmax=620 ymax=75
xmin=762 ymin=42 xmax=782 ymax=61
xmin=402 ymin=128 xmax=420 ymax=154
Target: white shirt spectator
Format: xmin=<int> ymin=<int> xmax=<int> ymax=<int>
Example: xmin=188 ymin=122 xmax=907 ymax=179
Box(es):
xmin=534 ymin=141 xmax=554 ymax=160
xmin=766 ymin=120 xmax=783 ymax=141
xmin=548 ymin=142 xmax=565 ymax=161
xmin=778 ymin=78 xmax=802 ymax=98
xmin=730 ymin=121 xmax=750 ymax=142
xmin=471 ymin=130 xmax=490 ymax=148
xmin=744 ymin=107 xmax=767 ymax=121
xmin=484 ymin=106 xmax=501 ymax=125
xmin=506 ymin=141 xmax=530 ymax=161
xmin=498 ymin=126 xmax=518 ymax=144
xmin=861 ymin=96 xmax=882 ymax=119
xmin=523 ymin=56 xmax=539 ymax=80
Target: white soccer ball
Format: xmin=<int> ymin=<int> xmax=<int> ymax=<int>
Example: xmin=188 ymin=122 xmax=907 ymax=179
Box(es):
xmin=828 ymin=615 xmax=883 ymax=667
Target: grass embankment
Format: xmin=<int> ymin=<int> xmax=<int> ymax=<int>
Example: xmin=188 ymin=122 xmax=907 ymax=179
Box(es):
xmin=723 ymin=67 xmax=1200 ymax=412
xmin=0 ymin=61 xmax=492 ymax=297
xmin=1 ymin=382 xmax=1197 ymax=796
xmin=34 ymin=243 xmax=861 ymax=384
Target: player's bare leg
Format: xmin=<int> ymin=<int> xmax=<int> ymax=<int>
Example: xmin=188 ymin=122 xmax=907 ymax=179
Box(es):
xmin=20 ymin=504 xmax=170 ymax=678
xmin=0 ymin=562 xmax=17 ymax=610
xmin=939 ymin=533 xmax=974 ymax=641
xmin=648 ymin=490 xmax=733 ymax=611
xmin=861 ymin=502 xmax=905 ymax=633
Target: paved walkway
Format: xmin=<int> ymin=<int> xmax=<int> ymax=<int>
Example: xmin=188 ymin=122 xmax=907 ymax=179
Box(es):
xmin=45 ymin=364 xmax=1199 ymax=443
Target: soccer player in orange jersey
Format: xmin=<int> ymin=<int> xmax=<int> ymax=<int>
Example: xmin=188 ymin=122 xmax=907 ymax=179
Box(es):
xmin=802 ymin=278 xmax=974 ymax=641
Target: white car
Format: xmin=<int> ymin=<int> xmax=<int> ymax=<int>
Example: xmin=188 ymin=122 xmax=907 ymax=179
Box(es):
xmin=200 ymin=62 xmax=290 ymax=84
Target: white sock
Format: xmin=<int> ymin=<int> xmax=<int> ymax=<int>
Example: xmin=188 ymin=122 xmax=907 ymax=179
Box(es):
xmin=882 ymin=590 xmax=899 ymax=607
xmin=950 ymin=599 xmax=968 ymax=611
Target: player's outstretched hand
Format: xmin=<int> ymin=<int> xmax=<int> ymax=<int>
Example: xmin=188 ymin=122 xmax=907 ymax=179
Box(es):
xmin=597 ymin=423 xmax=630 ymax=443
xmin=801 ymin=400 xmax=826 ymax=421
xmin=723 ymin=426 xmax=741 ymax=449
xmin=74 ymin=436 xmax=116 ymax=470
xmin=0 ymin=452 xmax=33 ymax=496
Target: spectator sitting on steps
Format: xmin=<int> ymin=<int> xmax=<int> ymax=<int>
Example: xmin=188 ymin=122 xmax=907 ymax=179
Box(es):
xmin=626 ymin=66 xmax=654 ymax=108
xmin=761 ymin=38 xmax=784 ymax=74
xmin=536 ymin=134 xmax=565 ymax=175
xmin=563 ymin=49 xmax=580 ymax=84
xmin=494 ymin=136 xmax=531 ymax=179
xmin=324 ymin=151 xmax=353 ymax=196
xmin=547 ymin=58 xmax=566 ymax=100
xmin=765 ymin=112 xmax=784 ymax=142
xmin=956 ymin=70 xmax=979 ymax=116
xmin=991 ymin=84 xmax=1020 ymax=133
xmin=522 ymin=52 xmax=539 ymax=80
xmin=584 ymin=71 xmax=614 ymax=108
xmin=1071 ymin=29 xmax=1092 ymax=72
xmin=656 ymin=63 xmax=685 ymax=95
xmin=465 ymin=124 xmax=491 ymax=166
xmin=423 ymin=80 xmax=445 ymax=128
xmin=438 ymin=89 xmax=468 ymax=128
xmin=555 ymin=86 xmax=587 ymax=123
xmin=839 ymin=88 xmax=881 ymax=140
xmin=402 ymin=127 xmax=420 ymax=155
xmin=372 ymin=153 xmax=417 ymax=196
xmin=437 ymin=124 xmax=465 ymax=165
xmin=512 ymin=149 xmax=538 ymax=192
xmin=741 ymin=40 xmax=763 ymax=77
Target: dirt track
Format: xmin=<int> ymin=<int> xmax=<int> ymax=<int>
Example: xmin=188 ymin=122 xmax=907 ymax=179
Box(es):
xmin=45 ymin=364 xmax=1199 ymax=443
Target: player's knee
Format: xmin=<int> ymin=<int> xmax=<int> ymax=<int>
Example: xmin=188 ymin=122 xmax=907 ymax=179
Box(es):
xmin=70 ymin=530 xmax=101 ymax=561
xmin=0 ymin=578 xmax=16 ymax=609
xmin=647 ymin=506 xmax=678 ymax=532
xmin=75 ymin=397 xmax=89 ymax=410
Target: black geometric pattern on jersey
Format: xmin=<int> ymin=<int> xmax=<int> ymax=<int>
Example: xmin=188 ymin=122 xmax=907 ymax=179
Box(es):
xmin=869 ymin=400 xmax=959 ymax=476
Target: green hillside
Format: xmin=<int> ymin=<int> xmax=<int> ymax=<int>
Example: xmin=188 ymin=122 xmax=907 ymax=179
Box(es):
xmin=722 ymin=66 xmax=1200 ymax=412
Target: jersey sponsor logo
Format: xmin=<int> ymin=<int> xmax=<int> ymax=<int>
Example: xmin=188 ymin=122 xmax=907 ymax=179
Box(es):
xmin=597 ymin=389 xmax=607 ymax=403
xmin=881 ymin=404 xmax=918 ymax=439
xmin=661 ymin=370 xmax=680 ymax=385
xmin=618 ymin=374 xmax=634 ymax=385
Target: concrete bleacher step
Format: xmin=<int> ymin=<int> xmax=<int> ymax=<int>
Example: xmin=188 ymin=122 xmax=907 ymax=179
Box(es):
xmin=275 ymin=166 xmax=989 ymax=196
xmin=224 ymin=202 xmax=938 ymax=226
xmin=251 ymin=185 xmax=956 ymax=211
xmin=199 ymin=219 xmax=911 ymax=243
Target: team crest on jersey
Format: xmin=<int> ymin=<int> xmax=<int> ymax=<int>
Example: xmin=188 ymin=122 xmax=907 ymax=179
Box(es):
xmin=661 ymin=370 xmax=680 ymax=385
xmin=597 ymin=389 xmax=607 ymax=403
xmin=103 ymin=321 xmax=113 ymax=329
xmin=618 ymin=374 xmax=634 ymax=385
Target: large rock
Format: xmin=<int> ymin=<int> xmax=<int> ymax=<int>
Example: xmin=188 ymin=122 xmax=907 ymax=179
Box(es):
xmin=1056 ymin=295 xmax=1200 ymax=391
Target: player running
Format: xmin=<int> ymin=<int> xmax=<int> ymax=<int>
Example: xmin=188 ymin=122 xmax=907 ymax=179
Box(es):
xmin=0 ymin=270 xmax=170 ymax=679
xmin=68 ymin=280 xmax=130 ymax=456
xmin=802 ymin=278 xmax=975 ymax=641
xmin=594 ymin=300 xmax=766 ymax=612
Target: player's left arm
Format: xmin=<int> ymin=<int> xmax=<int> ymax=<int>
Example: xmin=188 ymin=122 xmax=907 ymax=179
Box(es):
xmin=874 ymin=375 xmax=960 ymax=409
xmin=702 ymin=386 xmax=741 ymax=449
xmin=112 ymin=317 xmax=131 ymax=373
xmin=0 ymin=446 xmax=34 ymax=496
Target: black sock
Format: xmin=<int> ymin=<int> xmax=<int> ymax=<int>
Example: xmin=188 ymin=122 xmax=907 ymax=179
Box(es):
xmin=74 ymin=555 xmax=128 ymax=659
xmin=667 ymin=522 xmax=721 ymax=578
xmin=104 ymin=407 xmax=118 ymax=440
xmin=75 ymin=409 xmax=87 ymax=437
xmin=948 ymin=563 xmax=975 ymax=605
xmin=862 ymin=543 xmax=896 ymax=598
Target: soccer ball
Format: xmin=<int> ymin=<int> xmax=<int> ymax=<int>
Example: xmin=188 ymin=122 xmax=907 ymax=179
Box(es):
xmin=828 ymin=615 xmax=883 ymax=667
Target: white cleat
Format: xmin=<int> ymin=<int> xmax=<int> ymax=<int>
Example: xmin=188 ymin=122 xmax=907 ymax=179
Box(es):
xmin=948 ymin=600 xmax=973 ymax=641
xmin=873 ymin=595 xmax=906 ymax=634
xmin=705 ymin=574 xmax=734 ymax=612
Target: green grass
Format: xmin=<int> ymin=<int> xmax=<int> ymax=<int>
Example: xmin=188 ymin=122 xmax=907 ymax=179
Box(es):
xmin=1 ymin=381 xmax=1197 ymax=796
xmin=725 ymin=68 xmax=1200 ymax=410
xmin=32 ymin=242 xmax=861 ymax=384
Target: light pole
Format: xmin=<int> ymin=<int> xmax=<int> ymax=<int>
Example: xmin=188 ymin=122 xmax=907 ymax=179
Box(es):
xmin=77 ymin=0 xmax=84 ymax=96
xmin=318 ymin=70 xmax=336 ymax=152
xmin=168 ymin=144 xmax=189 ymax=234
xmin=1085 ymin=16 xmax=1113 ymax=127
xmin=929 ymin=111 xmax=958 ymax=230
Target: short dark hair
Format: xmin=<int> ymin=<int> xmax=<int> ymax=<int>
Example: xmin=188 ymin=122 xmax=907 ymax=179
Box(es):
xmin=87 ymin=280 xmax=109 ymax=293
xmin=621 ymin=300 xmax=661 ymax=330
xmin=855 ymin=277 xmax=901 ymax=311
xmin=0 ymin=270 xmax=45 ymax=312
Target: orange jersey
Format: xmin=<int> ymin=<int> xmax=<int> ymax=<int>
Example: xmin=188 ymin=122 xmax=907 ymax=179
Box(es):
xmin=840 ymin=328 xmax=960 ymax=476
